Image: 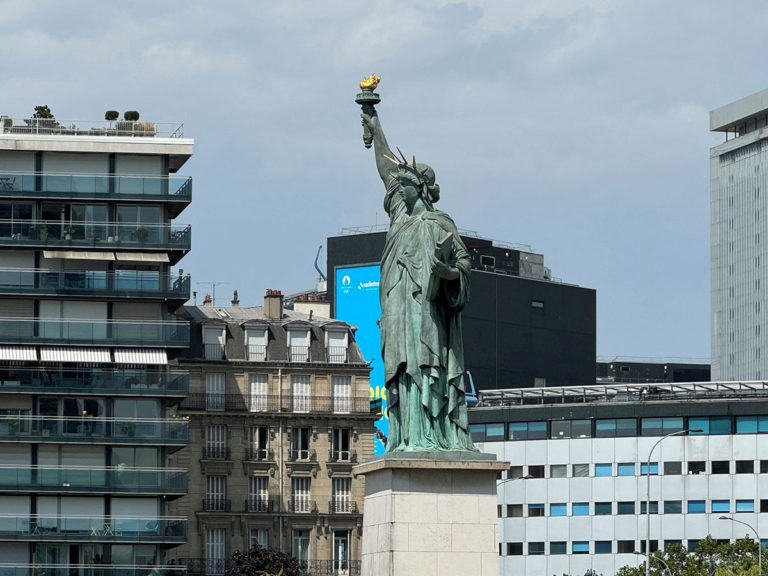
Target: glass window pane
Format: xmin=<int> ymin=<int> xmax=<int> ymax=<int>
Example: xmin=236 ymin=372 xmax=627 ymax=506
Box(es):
xmin=687 ymin=500 xmax=705 ymax=513
xmin=550 ymin=503 xmax=567 ymax=516
xmin=551 ymin=420 xmax=570 ymax=439
xmin=711 ymin=417 xmax=732 ymax=435
xmin=617 ymin=463 xmax=635 ymax=476
xmin=572 ymin=502 xmax=589 ymax=516
xmin=528 ymin=504 xmax=544 ymax=517
xmin=640 ymin=462 xmax=659 ymax=475
xmin=736 ymin=500 xmax=755 ymax=512
xmin=572 ymin=541 xmax=589 ymax=554
xmin=712 ymin=500 xmax=730 ymax=513
xmin=595 ymin=419 xmax=616 ymax=438
xmin=594 ymin=502 xmax=612 ymax=515
xmin=572 ymin=464 xmax=589 ymax=477
xmin=594 ymin=463 xmax=612 ymax=477
xmin=527 ymin=421 xmax=547 ymax=439
xmin=595 ymin=541 xmax=612 ymax=554
xmin=571 ymin=420 xmax=591 ymax=438
xmin=689 ymin=417 xmax=709 ymax=434
xmin=469 ymin=424 xmax=485 ymax=442
xmin=508 ymin=422 xmax=527 ymax=441
xmin=737 ymin=416 xmax=759 ymax=434
xmin=641 ymin=501 xmax=658 ymax=514
xmin=641 ymin=418 xmax=663 ymax=436
xmin=617 ymin=501 xmax=635 ymax=515
xmin=550 ymin=542 xmax=567 ymax=555
xmin=550 ymin=464 xmax=567 ymax=478
xmin=664 ymin=500 xmax=682 ymax=514
xmin=616 ymin=418 xmax=637 ymax=437
xmin=662 ymin=417 xmax=684 ymax=434
xmin=486 ymin=423 xmax=504 ymax=439
xmin=759 ymin=417 xmax=768 ymax=433
xmin=664 ymin=461 xmax=682 ymax=475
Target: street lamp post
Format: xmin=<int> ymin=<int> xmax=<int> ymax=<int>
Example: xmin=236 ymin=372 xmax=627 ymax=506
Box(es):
xmin=645 ymin=428 xmax=701 ymax=576
xmin=634 ymin=550 xmax=672 ymax=576
xmin=719 ymin=515 xmax=762 ymax=576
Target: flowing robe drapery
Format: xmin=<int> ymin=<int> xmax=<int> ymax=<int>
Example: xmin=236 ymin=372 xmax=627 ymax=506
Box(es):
xmin=380 ymin=177 xmax=476 ymax=452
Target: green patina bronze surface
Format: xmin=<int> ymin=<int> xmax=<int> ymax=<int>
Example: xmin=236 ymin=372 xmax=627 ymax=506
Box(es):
xmin=358 ymin=83 xmax=478 ymax=456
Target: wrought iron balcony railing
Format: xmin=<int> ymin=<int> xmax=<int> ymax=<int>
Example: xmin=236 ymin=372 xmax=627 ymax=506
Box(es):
xmin=178 ymin=393 xmax=374 ymax=414
xmin=0 ymin=367 xmax=188 ymax=396
xmin=288 ymin=499 xmax=317 ymax=514
xmin=246 ymin=343 xmax=267 ymax=361
xmin=244 ymin=447 xmax=274 ymax=461
xmin=327 ymin=346 xmax=347 ymax=363
xmin=0 ymin=172 xmax=191 ymax=201
xmin=244 ymin=497 xmax=274 ymax=513
xmin=0 ymin=317 xmax=189 ymax=347
xmin=0 ymin=465 xmax=187 ymax=494
xmin=289 ymin=345 xmax=309 ymax=362
xmin=201 ymin=446 xmax=231 ymax=460
xmin=0 ymin=514 xmax=187 ymax=542
xmin=202 ymin=498 xmax=231 ymax=512
xmin=203 ymin=343 xmax=226 ymax=360
xmin=308 ymin=560 xmax=362 ymax=576
xmin=0 ymin=268 xmax=190 ymax=300
xmin=328 ymin=500 xmax=359 ymax=514
xmin=328 ymin=450 xmax=357 ymax=463
xmin=288 ymin=448 xmax=316 ymax=462
xmin=0 ymin=415 xmax=188 ymax=445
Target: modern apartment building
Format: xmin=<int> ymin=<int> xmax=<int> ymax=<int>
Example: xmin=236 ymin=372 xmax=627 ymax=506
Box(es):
xmin=711 ymin=88 xmax=768 ymax=380
xmin=471 ymin=382 xmax=768 ymax=576
xmin=167 ymin=290 xmax=375 ymax=575
xmin=0 ymin=115 xmax=193 ymax=572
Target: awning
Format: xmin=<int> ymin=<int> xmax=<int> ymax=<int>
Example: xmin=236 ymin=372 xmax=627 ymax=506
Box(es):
xmin=114 ymin=252 xmax=169 ymax=263
xmin=113 ymin=348 xmax=168 ymax=365
xmin=0 ymin=345 xmax=36 ymax=361
xmin=42 ymin=250 xmax=115 ymax=261
xmin=40 ymin=347 xmax=111 ymax=363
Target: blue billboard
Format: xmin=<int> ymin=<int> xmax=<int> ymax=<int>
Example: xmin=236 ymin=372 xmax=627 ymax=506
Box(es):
xmin=334 ymin=264 xmax=387 ymax=455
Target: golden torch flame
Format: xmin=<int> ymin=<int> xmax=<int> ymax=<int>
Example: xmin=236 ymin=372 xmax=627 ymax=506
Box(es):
xmin=360 ymin=74 xmax=381 ymax=91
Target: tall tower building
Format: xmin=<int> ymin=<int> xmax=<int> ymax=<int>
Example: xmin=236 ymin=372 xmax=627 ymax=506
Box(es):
xmin=710 ymin=89 xmax=768 ymax=380
xmin=0 ymin=115 xmax=193 ymax=570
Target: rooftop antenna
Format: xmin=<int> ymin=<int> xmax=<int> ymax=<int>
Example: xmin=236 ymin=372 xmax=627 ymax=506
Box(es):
xmin=196 ymin=281 xmax=228 ymax=306
xmin=314 ymin=245 xmax=326 ymax=282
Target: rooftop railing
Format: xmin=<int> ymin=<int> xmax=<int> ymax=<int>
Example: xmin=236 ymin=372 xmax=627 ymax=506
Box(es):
xmin=0 ymin=415 xmax=188 ymax=445
xmin=0 ymin=465 xmax=187 ymax=494
xmin=0 ymin=317 xmax=190 ymax=347
xmin=0 ymin=117 xmax=184 ymax=138
xmin=0 ymin=219 xmax=191 ymax=251
xmin=0 ymin=269 xmax=190 ymax=300
xmin=0 ymin=514 xmax=187 ymax=542
xmin=178 ymin=393 xmax=374 ymax=414
xmin=0 ymin=565 xmax=187 ymax=576
xmin=476 ymin=380 xmax=768 ymax=407
xmin=0 ymin=367 xmax=188 ymax=396
xmin=0 ymin=172 xmax=191 ymax=201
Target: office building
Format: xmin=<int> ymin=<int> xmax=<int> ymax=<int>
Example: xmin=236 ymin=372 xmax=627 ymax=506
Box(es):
xmin=710 ymin=88 xmax=768 ymax=380
xmin=470 ymin=381 xmax=768 ymax=576
xmin=596 ymin=359 xmax=710 ymax=383
xmin=0 ymin=115 xmax=193 ymax=571
xmin=167 ymin=290 xmax=376 ymax=575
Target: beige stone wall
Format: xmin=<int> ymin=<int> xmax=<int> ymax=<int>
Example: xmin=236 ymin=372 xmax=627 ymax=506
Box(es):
xmin=168 ymin=361 xmax=375 ymax=567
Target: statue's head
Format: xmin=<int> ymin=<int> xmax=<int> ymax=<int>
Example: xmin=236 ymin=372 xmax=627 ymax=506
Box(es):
xmin=396 ymin=161 xmax=440 ymax=210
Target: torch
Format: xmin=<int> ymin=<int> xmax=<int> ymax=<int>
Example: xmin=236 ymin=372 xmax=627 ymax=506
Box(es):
xmin=355 ymin=74 xmax=381 ymax=148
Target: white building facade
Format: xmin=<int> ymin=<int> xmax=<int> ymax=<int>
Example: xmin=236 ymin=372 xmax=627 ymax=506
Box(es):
xmin=710 ymin=88 xmax=768 ymax=380
xmin=471 ymin=383 xmax=768 ymax=576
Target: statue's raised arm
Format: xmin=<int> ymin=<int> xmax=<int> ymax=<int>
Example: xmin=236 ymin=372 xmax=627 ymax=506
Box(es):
xmin=361 ymin=110 xmax=398 ymax=187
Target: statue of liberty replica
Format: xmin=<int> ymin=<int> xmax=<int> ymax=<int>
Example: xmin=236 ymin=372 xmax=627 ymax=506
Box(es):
xmin=357 ymin=75 xmax=477 ymax=455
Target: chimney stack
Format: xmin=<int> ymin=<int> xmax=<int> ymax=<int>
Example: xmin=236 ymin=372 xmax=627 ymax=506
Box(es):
xmin=203 ymin=293 xmax=213 ymax=306
xmin=264 ymin=289 xmax=283 ymax=319
xmin=231 ymin=289 xmax=240 ymax=307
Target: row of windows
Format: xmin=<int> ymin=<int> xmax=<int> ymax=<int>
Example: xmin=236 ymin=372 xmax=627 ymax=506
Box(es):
xmin=501 ymin=498 xmax=764 ymax=518
xmin=473 ymin=415 xmax=768 ymax=442
xmin=504 ymin=459 xmax=768 ymax=480
xmin=501 ymin=538 xmax=759 ymax=556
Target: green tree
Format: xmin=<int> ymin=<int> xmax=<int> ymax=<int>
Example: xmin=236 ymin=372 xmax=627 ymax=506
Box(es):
xmin=226 ymin=546 xmax=307 ymax=576
xmin=32 ymin=105 xmax=54 ymax=119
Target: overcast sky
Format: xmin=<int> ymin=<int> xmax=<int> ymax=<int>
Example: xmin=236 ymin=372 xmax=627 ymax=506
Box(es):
xmin=3 ymin=0 xmax=765 ymax=361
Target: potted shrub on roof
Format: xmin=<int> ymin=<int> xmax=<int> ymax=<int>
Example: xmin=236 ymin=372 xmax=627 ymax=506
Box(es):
xmin=63 ymin=225 xmax=76 ymax=240
xmin=104 ymin=110 xmax=119 ymax=130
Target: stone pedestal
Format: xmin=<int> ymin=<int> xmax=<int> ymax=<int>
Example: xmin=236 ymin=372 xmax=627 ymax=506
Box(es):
xmin=355 ymin=455 xmax=508 ymax=576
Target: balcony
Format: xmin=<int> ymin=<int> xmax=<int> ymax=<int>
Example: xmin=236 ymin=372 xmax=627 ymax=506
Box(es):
xmin=328 ymin=450 xmax=357 ymax=464
xmin=0 ymin=514 xmax=186 ymax=543
xmin=0 ymin=416 xmax=188 ymax=448
xmin=203 ymin=343 xmax=226 ymax=360
xmin=202 ymin=498 xmax=231 ymax=512
xmin=244 ymin=496 xmax=274 ymax=513
xmin=0 ymin=565 xmax=187 ymax=576
xmin=0 ymin=465 xmax=187 ymax=496
xmin=308 ymin=560 xmax=362 ymax=576
xmin=288 ymin=499 xmax=317 ymax=514
xmin=245 ymin=447 xmax=274 ymax=461
xmin=328 ymin=500 xmax=359 ymax=514
xmin=327 ymin=346 xmax=348 ymax=363
xmin=289 ymin=345 xmax=309 ymax=362
xmin=0 ymin=317 xmax=189 ymax=347
xmin=202 ymin=446 xmax=230 ymax=460
xmin=178 ymin=394 xmax=374 ymax=415
xmin=0 ymin=219 xmax=191 ymax=255
xmin=0 ymin=268 xmax=190 ymax=301
xmin=0 ymin=367 xmax=188 ymax=397
xmin=0 ymin=172 xmax=191 ymax=213
xmin=1 ymin=117 xmax=185 ymax=137
xmin=288 ymin=449 xmax=316 ymax=462
xmin=246 ymin=343 xmax=266 ymax=361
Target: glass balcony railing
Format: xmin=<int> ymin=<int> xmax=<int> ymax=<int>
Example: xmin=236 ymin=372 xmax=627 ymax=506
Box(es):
xmin=0 ymin=416 xmax=188 ymax=446
xmin=0 ymin=465 xmax=187 ymax=494
xmin=1 ymin=117 xmax=185 ymax=138
xmin=0 ymin=317 xmax=189 ymax=347
xmin=0 ymin=269 xmax=190 ymax=300
xmin=0 ymin=514 xmax=187 ymax=542
xmin=0 ymin=219 xmax=190 ymax=251
xmin=0 ymin=565 xmax=187 ymax=576
xmin=0 ymin=172 xmax=192 ymax=202
xmin=0 ymin=367 xmax=188 ymax=396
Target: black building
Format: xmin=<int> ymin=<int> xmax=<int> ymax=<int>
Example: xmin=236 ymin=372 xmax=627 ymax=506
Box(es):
xmin=596 ymin=359 xmax=711 ymax=383
xmin=327 ymin=230 xmax=596 ymax=391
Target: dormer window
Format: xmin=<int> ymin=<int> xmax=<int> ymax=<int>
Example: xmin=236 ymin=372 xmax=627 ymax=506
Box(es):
xmin=246 ymin=328 xmax=267 ymax=361
xmin=202 ymin=326 xmax=225 ymax=360
xmin=326 ymin=328 xmax=348 ymax=363
xmin=288 ymin=329 xmax=310 ymax=362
